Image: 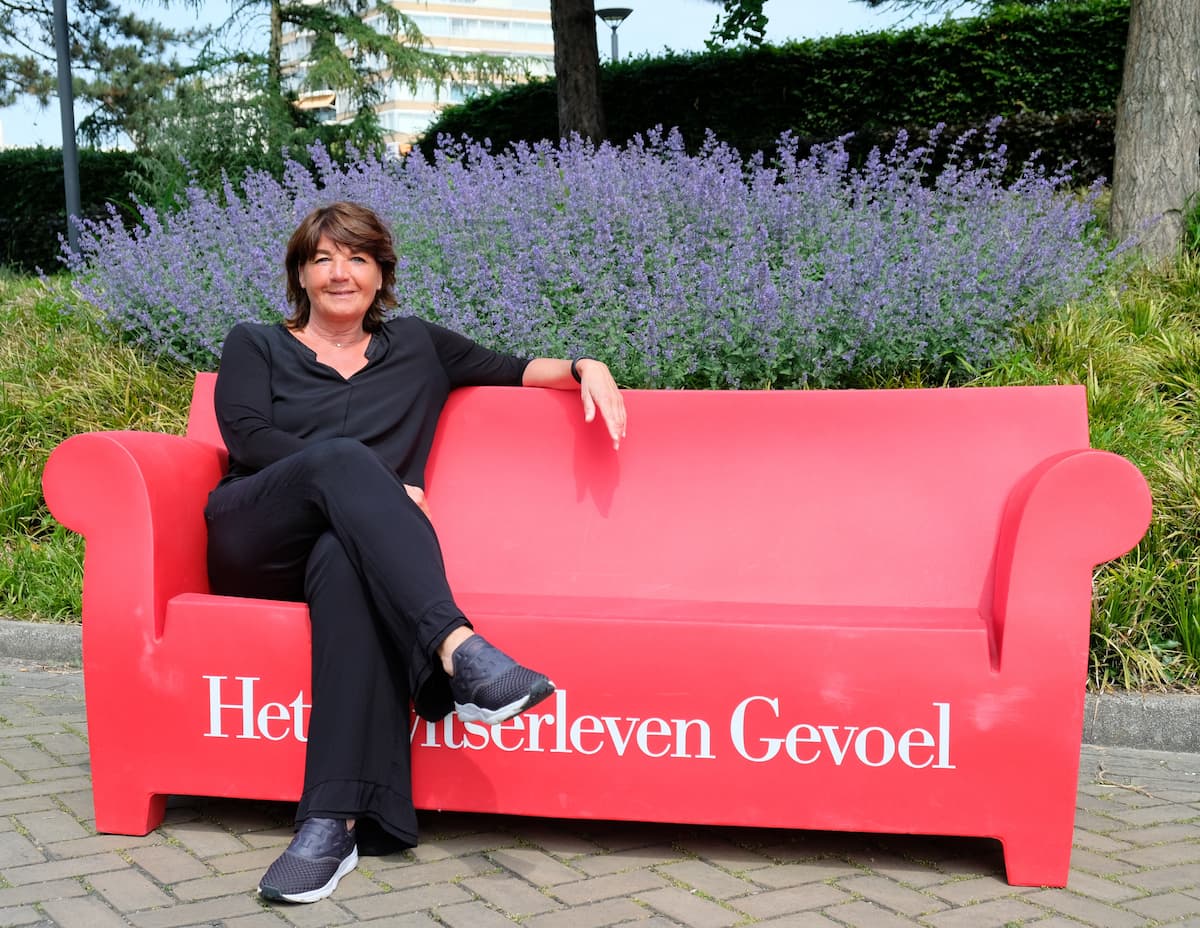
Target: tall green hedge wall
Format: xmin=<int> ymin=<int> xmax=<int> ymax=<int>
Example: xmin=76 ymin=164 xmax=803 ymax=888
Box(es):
xmin=421 ymin=0 xmax=1127 ymax=177
xmin=0 ymin=147 xmax=141 ymax=273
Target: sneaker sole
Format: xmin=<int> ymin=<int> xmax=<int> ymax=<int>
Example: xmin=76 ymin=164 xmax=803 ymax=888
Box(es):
xmin=455 ymin=679 xmax=555 ymax=726
xmin=258 ymin=847 xmax=358 ymax=904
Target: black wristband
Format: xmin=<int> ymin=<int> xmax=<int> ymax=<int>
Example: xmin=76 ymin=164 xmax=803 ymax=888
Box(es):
xmin=570 ymin=357 xmax=592 ymax=383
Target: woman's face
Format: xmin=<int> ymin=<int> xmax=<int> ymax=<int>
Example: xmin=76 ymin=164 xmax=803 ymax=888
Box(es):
xmin=298 ymin=234 xmax=383 ymax=328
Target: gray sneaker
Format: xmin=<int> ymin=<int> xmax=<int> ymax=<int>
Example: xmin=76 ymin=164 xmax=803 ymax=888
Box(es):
xmin=258 ymin=817 xmax=357 ymax=903
xmin=450 ymin=634 xmax=555 ymax=725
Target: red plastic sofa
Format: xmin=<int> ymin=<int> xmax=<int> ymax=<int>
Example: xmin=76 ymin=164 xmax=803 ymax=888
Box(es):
xmin=42 ymin=376 xmax=1151 ymax=886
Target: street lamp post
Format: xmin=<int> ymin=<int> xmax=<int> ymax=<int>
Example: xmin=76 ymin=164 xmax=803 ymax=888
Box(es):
xmin=52 ymin=0 xmax=81 ymax=253
xmin=595 ymin=7 xmax=632 ymax=63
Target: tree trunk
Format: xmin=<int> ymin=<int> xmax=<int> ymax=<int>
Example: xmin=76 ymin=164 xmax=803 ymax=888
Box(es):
xmin=1110 ymin=0 xmax=1200 ymax=264
xmin=268 ymin=0 xmax=283 ymax=103
xmin=550 ymin=0 xmax=605 ymax=143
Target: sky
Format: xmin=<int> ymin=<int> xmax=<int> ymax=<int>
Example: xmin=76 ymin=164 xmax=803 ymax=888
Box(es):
xmin=0 ymin=0 xmax=941 ymax=148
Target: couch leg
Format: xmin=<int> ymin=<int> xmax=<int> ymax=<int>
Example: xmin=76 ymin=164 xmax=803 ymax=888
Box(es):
xmin=92 ymin=788 xmax=167 ymax=836
xmin=1000 ymin=827 xmax=1072 ymax=887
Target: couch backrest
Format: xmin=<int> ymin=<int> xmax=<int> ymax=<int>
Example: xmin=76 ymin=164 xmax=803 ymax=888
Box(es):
xmin=188 ymin=373 xmax=223 ymax=450
xmin=189 ymin=374 xmax=1090 ymax=610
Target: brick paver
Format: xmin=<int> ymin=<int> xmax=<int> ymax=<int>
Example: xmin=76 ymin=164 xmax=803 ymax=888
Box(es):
xmin=0 ymin=657 xmax=1197 ymax=926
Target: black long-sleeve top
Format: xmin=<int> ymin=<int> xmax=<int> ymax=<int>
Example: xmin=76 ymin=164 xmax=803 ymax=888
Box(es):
xmin=213 ymin=318 xmax=530 ymax=487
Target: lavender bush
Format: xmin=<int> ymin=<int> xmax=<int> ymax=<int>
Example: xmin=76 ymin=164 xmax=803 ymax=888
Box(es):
xmin=61 ymin=124 xmax=1117 ymax=387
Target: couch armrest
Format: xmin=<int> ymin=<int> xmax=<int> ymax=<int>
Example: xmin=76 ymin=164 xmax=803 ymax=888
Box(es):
xmin=42 ymin=431 xmax=226 ymax=647
xmin=991 ymin=449 xmax=1152 ymax=673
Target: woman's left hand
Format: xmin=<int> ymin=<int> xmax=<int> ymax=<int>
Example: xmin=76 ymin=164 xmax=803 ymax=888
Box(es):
xmin=575 ymin=359 xmax=627 ymax=450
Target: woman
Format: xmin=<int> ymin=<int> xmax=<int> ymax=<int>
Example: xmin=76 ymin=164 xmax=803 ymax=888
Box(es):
xmin=205 ymin=201 xmax=626 ymax=903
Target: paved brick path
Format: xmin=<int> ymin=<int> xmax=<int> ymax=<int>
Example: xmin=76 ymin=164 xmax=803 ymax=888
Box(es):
xmin=1 ymin=658 xmax=1197 ymax=928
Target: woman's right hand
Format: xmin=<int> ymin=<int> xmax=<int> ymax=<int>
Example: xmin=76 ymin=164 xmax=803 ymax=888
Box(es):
xmin=404 ymin=484 xmax=432 ymax=520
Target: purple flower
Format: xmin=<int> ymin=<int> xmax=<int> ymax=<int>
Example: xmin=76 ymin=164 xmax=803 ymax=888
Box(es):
xmin=60 ymin=124 xmax=1119 ymax=386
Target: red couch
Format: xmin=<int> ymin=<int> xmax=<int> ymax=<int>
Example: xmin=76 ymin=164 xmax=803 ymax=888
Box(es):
xmin=42 ymin=376 xmax=1151 ymax=886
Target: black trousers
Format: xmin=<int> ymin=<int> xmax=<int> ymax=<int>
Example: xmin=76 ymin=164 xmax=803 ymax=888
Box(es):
xmin=204 ymin=438 xmax=468 ymax=846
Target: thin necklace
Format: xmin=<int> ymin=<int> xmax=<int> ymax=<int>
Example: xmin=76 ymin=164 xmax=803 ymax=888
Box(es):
xmin=310 ymin=330 xmax=363 ymax=349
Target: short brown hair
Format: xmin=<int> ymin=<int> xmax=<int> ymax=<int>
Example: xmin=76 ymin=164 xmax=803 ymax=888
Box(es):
xmin=284 ymin=201 xmax=398 ymax=331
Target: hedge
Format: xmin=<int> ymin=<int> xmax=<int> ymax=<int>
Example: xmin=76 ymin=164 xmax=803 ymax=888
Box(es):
xmin=0 ymin=147 xmax=141 ymax=273
xmin=421 ymin=0 xmax=1128 ymax=178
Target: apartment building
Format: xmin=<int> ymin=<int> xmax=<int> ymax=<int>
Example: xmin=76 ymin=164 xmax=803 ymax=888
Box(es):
xmin=282 ymin=0 xmax=555 ymax=154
